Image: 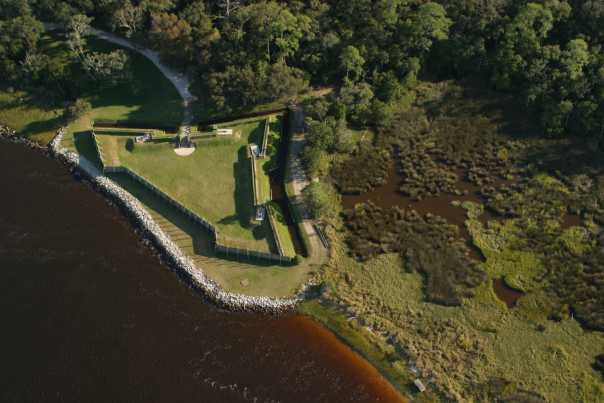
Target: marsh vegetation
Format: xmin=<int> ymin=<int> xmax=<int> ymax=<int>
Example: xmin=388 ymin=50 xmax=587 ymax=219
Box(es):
xmin=313 ymin=81 xmax=604 ymax=401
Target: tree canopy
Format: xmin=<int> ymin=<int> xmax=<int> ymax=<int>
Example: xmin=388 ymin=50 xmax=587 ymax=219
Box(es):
xmin=0 ymin=0 xmax=602 ymax=140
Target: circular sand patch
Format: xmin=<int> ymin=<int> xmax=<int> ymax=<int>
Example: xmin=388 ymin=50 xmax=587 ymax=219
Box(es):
xmin=174 ymin=147 xmax=195 ymax=156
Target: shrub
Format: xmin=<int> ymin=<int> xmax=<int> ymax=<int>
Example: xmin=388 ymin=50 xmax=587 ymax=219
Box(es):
xmin=303 ymin=147 xmax=330 ymax=179
xmin=302 ymin=181 xmax=340 ymax=220
xmin=63 ymin=98 xmax=91 ymax=122
xmin=331 ymin=143 xmax=391 ymax=194
xmin=593 ymin=354 xmax=604 ymax=379
xmin=126 ymin=138 xmax=135 ymax=152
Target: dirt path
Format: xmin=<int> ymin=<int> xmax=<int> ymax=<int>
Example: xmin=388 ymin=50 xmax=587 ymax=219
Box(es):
xmin=286 ymin=105 xmax=328 ymax=265
xmin=45 ymin=23 xmax=195 ymax=126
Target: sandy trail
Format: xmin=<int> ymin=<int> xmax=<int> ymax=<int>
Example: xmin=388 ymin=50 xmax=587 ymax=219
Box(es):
xmin=45 ymin=23 xmax=196 ymax=125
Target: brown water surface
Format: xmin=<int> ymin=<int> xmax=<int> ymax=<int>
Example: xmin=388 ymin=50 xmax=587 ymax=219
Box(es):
xmin=342 ymin=165 xmax=493 ymax=261
xmin=493 ymin=278 xmax=525 ymax=308
xmin=561 ymin=213 xmax=582 ymax=230
xmin=0 ymin=141 xmax=404 ymax=403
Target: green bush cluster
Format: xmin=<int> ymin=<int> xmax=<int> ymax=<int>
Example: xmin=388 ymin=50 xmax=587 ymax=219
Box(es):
xmin=330 ymin=143 xmax=391 ymax=194
xmin=594 ymin=354 xmax=604 ymax=379
xmin=469 ymin=172 xmax=604 ymax=330
xmin=343 ymin=203 xmax=485 ymax=305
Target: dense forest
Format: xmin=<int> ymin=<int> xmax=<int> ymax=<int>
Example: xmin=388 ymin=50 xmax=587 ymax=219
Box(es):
xmin=1 ymin=0 xmax=603 ymax=138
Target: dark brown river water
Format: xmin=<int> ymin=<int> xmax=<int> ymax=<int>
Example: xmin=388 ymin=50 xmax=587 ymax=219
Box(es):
xmin=341 ymin=165 xmax=491 ymax=262
xmin=0 ymin=141 xmax=404 ymax=403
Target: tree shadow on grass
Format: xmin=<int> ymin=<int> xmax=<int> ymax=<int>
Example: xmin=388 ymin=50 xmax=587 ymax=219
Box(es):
xmin=20 ymin=115 xmax=64 ymax=139
xmin=233 ymin=146 xmax=254 ymax=229
xmin=73 ymin=131 xmax=102 ymax=167
xmin=247 ymin=121 xmax=265 ymax=145
xmin=108 ymin=173 xmax=216 ymax=258
xmin=218 ymin=215 xmax=239 ymax=225
xmin=232 ymin=145 xmax=274 ymax=245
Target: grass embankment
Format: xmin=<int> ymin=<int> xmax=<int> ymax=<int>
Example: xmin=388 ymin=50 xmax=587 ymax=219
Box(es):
xmin=253 ymin=157 xmax=271 ymax=205
xmin=267 ymin=202 xmax=296 ymax=257
xmin=109 ymin=173 xmax=313 ymax=297
xmin=194 ymin=87 xmax=333 ymax=123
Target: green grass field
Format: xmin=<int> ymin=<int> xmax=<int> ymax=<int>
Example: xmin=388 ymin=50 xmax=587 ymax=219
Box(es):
xmin=62 ymin=34 xmax=183 ymax=151
xmin=268 ymin=202 xmax=296 ymax=257
xmin=1 ymin=32 xmax=183 ymax=146
xmin=99 ymin=120 xmax=271 ymax=251
xmin=0 ymin=34 xmax=69 ymax=144
xmin=254 ymin=157 xmax=271 ymax=204
xmin=0 ymin=90 xmax=63 ymax=144
xmin=109 ymin=173 xmax=314 ymax=297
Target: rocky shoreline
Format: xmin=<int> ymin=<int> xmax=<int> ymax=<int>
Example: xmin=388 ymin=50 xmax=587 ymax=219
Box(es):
xmin=1 ymin=126 xmax=301 ymax=314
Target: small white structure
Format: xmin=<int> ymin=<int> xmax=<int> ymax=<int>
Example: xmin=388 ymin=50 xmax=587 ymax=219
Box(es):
xmin=216 ymin=128 xmax=233 ymax=136
xmin=249 ymin=143 xmax=260 ymax=158
xmin=135 ymin=133 xmax=152 ymax=143
xmin=255 ymin=205 xmax=266 ymax=222
xmin=414 ymin=379 xmax=426 ymax=393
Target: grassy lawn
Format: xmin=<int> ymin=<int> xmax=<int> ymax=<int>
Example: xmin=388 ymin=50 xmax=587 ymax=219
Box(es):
xmin=109 ymin=172 xmax=314 ymax=297
xmin=0 ymin=90 xmax=63 ymax=144
xmin=1 ymin=32 xmax=182 ymax=146
xmin=109 ymin=120 xmax=274 ymax=252
xmin=94 ymin=116 xmax=300 ymax=258
xmin=61 ymin=33 xmax=183 ymax=151
xmin=254 ymin=157 xmax=271 ymax=204
xmin=268 ymin=202 xmax=297 ymax=257
xmin=0 ymin=34 xmax=70 ymax=144
xmin=95 ymin=133 xmax=129 ymax=167
xmin=78 ymin=36 xmax=183 ymax=126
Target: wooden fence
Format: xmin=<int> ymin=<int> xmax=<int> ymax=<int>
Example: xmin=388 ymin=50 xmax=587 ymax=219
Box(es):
xmin=248 ymin=144 xmax=260 ymax=207
xmin=91 ymin=131 xmax=106 ymax=171
xmin=215 ymin=244 xmax=293 ymax=265
xmin=91 ymin=125 xmax=293 ymax=265
xmin=107 ymin=166 xmax=217 ymax=233
xmin=260 ymin=117 xmax=271 ymax=157
xmin=266 ymin=203 xmax=288 ymax=258
xmin=103 ymin=166 xmax=293 ymax=265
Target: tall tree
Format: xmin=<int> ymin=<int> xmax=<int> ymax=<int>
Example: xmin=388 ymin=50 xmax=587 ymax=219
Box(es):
xmin=111 ymin=0 xmax=144 ymax=38
xmin=150 ymin=12 xmax=193 ymax=61
xmin=233 ymin=1 xmax=311 ymax=63
xmin=402 ymin=2 xmax=452 ymax=54
xmin=339 ymin=45 xmax=365 ymax=81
